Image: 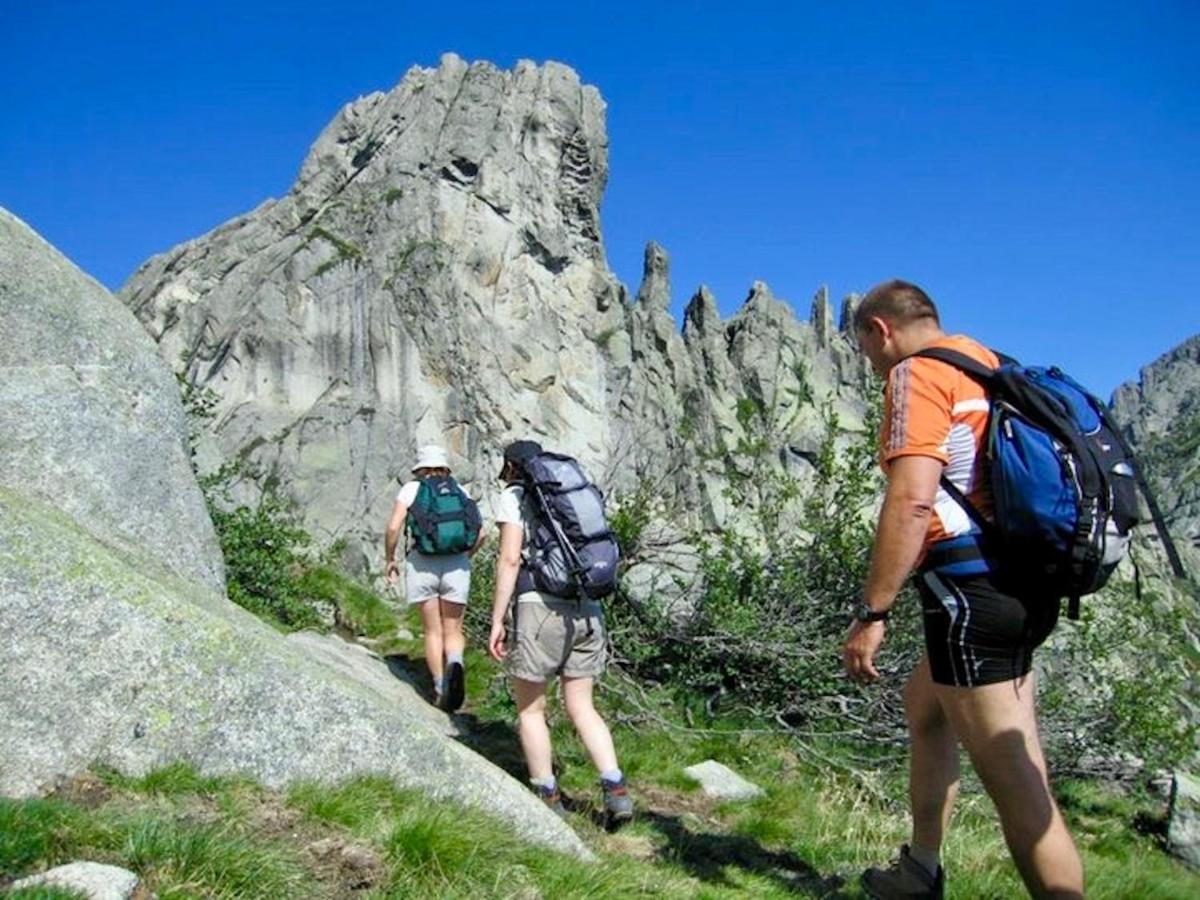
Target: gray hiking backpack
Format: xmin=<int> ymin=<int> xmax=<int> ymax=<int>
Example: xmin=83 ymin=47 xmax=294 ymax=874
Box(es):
xmin=516 ymin=452 xmax=619 ymax=600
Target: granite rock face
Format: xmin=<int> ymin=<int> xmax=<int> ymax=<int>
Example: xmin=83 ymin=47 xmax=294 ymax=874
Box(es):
xmin=119 ymin=55 xmax=871 ymax=567
xmin=0 ymin=208 xmax=224 ymax=594
xmin=1111 ymin=333 xmax=1200 ymax=588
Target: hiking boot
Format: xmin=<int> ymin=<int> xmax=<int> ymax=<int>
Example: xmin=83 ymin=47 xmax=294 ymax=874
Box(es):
xmin=535 ymin=783 xmax=567 ymax=818
xmin=861 ymin=845 xmax=944 ymax=899
xmin=442 ymin=661 xmax=465 ymax=713
xmin=600 ymin=776 xmax=634 ymax=828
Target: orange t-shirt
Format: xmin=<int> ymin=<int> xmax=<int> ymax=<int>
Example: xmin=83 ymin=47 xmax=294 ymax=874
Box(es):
xmin=879 ymin=335 xmax=997 ymax=556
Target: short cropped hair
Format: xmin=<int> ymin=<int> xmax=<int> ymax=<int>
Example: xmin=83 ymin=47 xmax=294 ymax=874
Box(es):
xmin=853 ymin=280 xmax=940 ymax=332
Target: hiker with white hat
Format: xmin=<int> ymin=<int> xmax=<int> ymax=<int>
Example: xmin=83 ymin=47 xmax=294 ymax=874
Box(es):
xmin=384 ymin=445 xmax=484 ymax=711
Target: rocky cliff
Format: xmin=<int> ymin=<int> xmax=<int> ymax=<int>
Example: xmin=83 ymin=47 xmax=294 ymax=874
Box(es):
xmin=1112 ymin=334 xmax=1200 ymax=587
xmin=119 ymin=54 xmax=869 ymax=567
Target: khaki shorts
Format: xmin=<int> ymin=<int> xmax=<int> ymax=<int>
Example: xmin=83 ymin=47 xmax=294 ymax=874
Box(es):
xmin=405 ymin=551 xmax=470 ymax=604
xmin=505 ymin=592 xmax=606 ymax=682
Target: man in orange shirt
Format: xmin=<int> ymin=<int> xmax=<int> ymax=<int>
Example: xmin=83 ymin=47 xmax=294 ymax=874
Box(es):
xmin=843 ymin=280 xmax=1083 ymax=899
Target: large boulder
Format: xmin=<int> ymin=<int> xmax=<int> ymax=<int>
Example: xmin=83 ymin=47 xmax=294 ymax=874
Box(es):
xmin=0 ymin=207 xmax=224 ymax=593
xmin=0 ymin=486 xmax=588 ymax=857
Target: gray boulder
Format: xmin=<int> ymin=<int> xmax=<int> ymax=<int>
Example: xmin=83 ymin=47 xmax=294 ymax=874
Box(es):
xmin=1168 ymin=771 xmax=1200 ymax=869
xmin=0 ymin=486 xmax=588 ymax=858
xmin=11 ymin=861 xmax=140 ymax=900
xmin=0 ymin=207 xmax=224 ymax=594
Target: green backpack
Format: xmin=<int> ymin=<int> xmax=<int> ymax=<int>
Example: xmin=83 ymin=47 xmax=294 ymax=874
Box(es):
xmin=407 ymin=477 xmax=482 ymax=555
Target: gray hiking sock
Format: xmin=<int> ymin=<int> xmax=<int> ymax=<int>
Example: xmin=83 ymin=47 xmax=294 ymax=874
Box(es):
xmin=909 ymin=844 xmax=941 ymax=879
xmin=599 ymin=768 xmax=623 ymax=785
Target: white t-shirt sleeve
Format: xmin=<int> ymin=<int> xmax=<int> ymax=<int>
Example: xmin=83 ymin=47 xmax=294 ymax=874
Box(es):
xmin=396 ymin=480 xmax=420 ymax=507
xmin=494 ymin=485 xmax=525 ymax=524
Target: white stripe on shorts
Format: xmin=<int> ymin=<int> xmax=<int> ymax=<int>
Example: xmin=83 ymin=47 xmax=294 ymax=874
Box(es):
xmin=923 ymin=571 xmax=978 ymax=687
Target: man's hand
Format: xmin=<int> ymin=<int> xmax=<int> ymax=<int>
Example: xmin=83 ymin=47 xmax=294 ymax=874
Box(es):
xmin=843 ymin=619 xmax=886 ymax=684
xmin=385 ymin=559 xmax=400 ymax=585
xmin=488 ymin=620 xmax=507 ymax=661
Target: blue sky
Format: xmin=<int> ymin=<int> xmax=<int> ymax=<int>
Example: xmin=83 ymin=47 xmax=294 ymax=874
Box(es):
xmin=2 ymin=1 xmax=1196 ymax=399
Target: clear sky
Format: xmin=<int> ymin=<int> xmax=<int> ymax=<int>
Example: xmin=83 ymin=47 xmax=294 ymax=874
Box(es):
xmin=2 ymin=1 xmax=1196 ymax=400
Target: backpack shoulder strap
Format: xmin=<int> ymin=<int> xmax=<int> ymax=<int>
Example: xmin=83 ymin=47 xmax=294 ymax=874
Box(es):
xmin=910 ymin=346 xmax=999 ymax=385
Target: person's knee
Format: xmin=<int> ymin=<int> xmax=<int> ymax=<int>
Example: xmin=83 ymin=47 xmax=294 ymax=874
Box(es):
xmin=904 ymin=678 xmax=945 ymax=737
xmin=517 ymin=705 xmax=547 ymax=734
xmin=440 ymin=608 xmax=465 ymax=634
xmin=564 ymin=694 xmax=596 ymax=725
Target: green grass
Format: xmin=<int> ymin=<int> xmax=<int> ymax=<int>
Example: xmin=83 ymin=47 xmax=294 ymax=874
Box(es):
xmin=119 ymin=816 xmax=313 ymax=899
xmin=0 ymin=778 xmax=312 ymax=899
xmin=4 ymin=640 xmax=1198 ymax=899
xmin=95 ymin=761 xmax=228 ymax=797
xmin=7 ymin=888 xmax=90 ymax=899
xmin=298 ymin=564 xmax=399 ymax=638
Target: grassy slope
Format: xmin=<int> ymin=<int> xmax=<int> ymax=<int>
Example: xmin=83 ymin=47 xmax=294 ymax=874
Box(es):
xmin=4 ymin=583 xmax=1199 ymax=899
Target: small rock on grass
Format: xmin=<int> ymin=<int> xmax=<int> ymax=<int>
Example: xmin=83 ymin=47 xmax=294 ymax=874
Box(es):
xmin=683 ymin=760 xmax=764 ymax=801
xmin=12 ymin=862 xmax=140 ymax=900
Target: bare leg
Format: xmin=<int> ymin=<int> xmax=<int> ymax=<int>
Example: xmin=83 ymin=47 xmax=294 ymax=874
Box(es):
xmin=561 ymin=676 xmax=619 ymax=774
xmin=937 ymin=671 xmax=1083 ymax=899
xmin=512 ymin=677 xmax=553 ymax=781
xmin=439 ymin=598 xmax=465 ymax=659
xmin=907 ymin=655 xmax=960 ymax=854
xmin=417 ymin=598 xmax=444 ymax=687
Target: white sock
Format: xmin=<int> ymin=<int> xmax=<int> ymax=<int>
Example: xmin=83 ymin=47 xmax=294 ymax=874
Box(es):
xmin=599 ymin=768 xmax=623 ymax=785
xmin=446 ymin=651 xmax=464 ymax=668
xmin=435 ymin=675 xmax=447 ymax=695
xmin=530 ymin=775 xmax=556 ymax=791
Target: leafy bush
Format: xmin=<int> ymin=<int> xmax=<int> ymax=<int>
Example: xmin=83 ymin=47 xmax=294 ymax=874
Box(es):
xmin=1038 ymin=578 xmax=1198 ymax=775
xmin=201 ymin=468 xmax=319 ymax=630
xmin=608 ymin=398 xmax=920 ymax=737
xmin=608 ymin=390 xmax=1197 ymax=772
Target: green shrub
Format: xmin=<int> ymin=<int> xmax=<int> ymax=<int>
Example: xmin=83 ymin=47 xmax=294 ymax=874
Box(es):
xmin=1038 ymin=579 xmax=1198 ymax=774
xmin=608 ymin=396 xmax=919 ymax=737
xmin=202 ymin=473 xmax=319 ymax=630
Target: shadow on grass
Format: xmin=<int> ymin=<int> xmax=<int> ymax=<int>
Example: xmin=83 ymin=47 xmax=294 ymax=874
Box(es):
xmin=631 ymin=809 xmax=847 ymax=897
xmin=379 ymin=646 xmax=846 ymax=895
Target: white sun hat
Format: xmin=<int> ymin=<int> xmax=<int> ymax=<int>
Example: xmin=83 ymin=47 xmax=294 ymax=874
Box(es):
xmin=412 ymin=445 xmax=450 ymax=472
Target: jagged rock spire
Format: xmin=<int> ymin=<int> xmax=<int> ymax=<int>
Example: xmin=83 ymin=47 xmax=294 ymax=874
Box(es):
xmin=635 ymin=241 xmax=671 ymax=310
xmin=810 ymin=285 xmax=833 ymax=347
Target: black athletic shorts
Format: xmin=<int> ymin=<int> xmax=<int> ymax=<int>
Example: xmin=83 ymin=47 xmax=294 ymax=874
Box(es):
xmin=915 ymin=570 xmax=1059 ymax=687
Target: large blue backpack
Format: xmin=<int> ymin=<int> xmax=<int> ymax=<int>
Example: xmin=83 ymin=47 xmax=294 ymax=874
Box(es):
xmin=516 ymin=452 xmax=619 ymax=600
xmin=914 ymin=347 xmax=1141 ymax=618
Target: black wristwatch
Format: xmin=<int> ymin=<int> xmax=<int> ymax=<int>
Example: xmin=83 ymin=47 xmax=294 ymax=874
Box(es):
xmin=853 ymin=599 xmax=890 ymax=623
